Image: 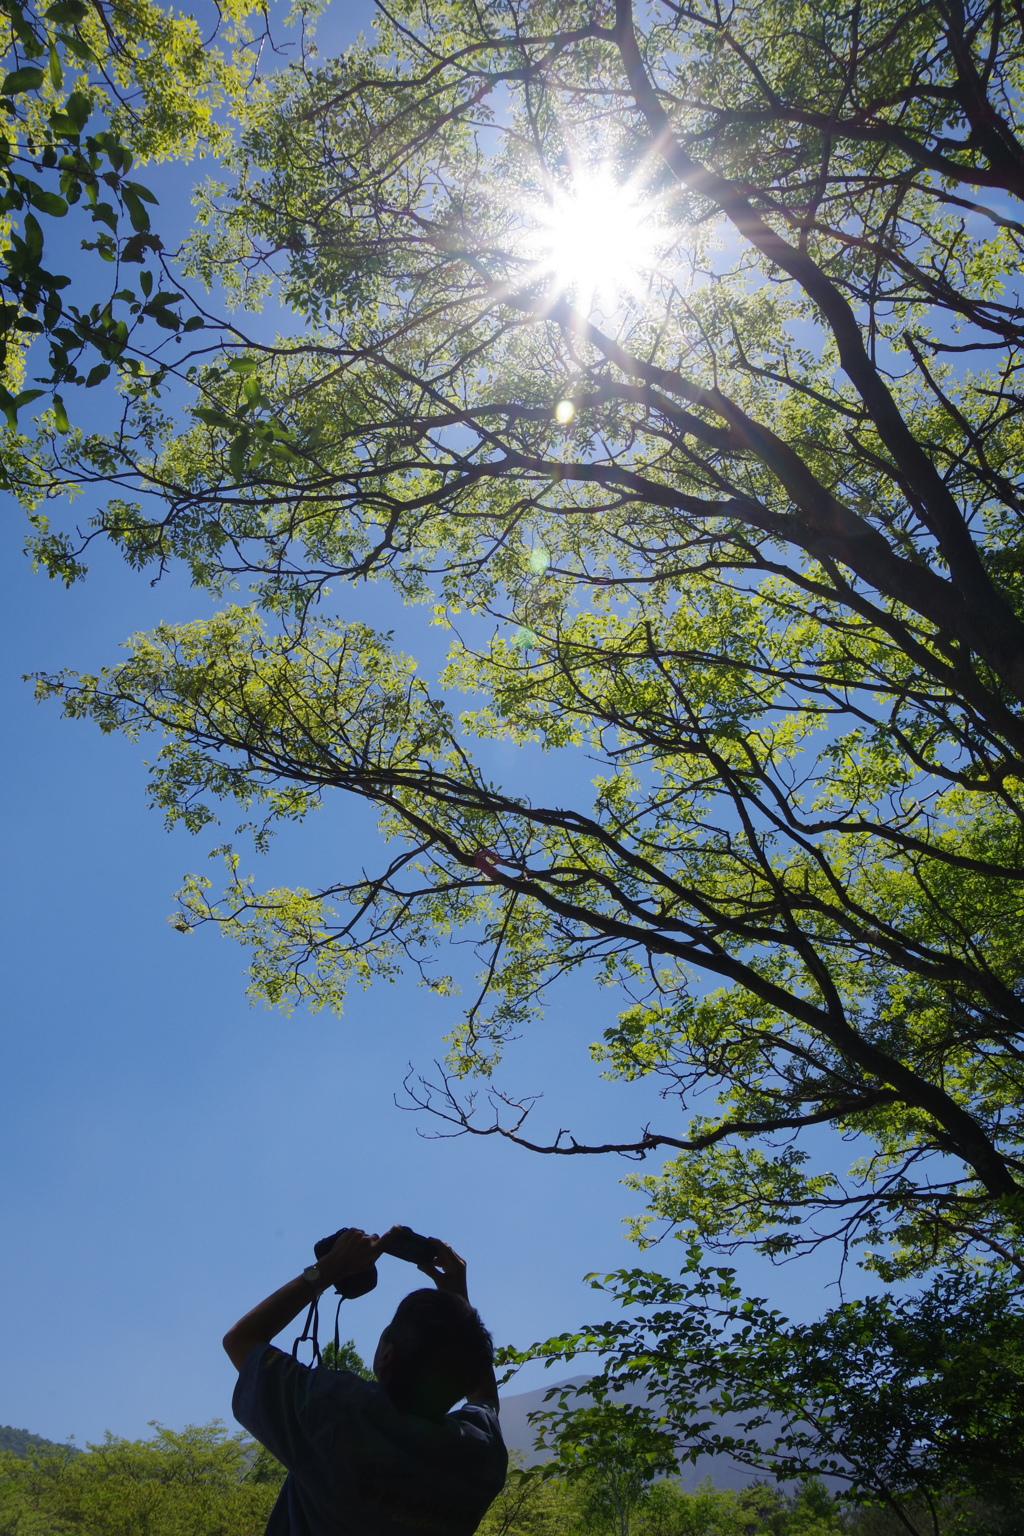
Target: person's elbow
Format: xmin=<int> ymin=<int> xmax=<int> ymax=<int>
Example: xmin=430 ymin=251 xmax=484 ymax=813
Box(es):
xmin=223 ymin=1325 xmax=253 ymax=1371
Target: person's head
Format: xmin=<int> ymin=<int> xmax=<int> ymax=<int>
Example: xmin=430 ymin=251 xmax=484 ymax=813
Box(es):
xmin=373 ymin=1289 xmax=494 ymax=1420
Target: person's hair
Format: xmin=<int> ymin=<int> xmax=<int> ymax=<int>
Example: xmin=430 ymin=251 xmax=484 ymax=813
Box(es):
xmin=380 ymin=1289 xmax=494 ymax=1417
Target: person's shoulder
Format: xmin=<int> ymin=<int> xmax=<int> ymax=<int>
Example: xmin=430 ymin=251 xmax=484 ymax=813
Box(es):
xmin=446 ymin=1400 xmax=503 ymax=1441
xmin=300 ymin=1366 xmax=391 ymax=1434
xmin=312 ymin=1368 xmax=383 ymax=1402
xmin=445 ymin=1401 xmax=507 ymax=1489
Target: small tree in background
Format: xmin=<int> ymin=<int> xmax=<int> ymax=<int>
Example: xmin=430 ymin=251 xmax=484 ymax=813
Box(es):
xmin=476 ymin=1454 xmax=570 ymax=1536
xmin=531 ymin=1400 xmax=680 ymax=1536
xmin=320 ymin=1337 xmax=373 ymax=1377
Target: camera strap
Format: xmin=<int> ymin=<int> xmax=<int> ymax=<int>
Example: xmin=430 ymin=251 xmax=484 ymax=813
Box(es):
xmin=291 ymin=1292 xmax=346 ymax=1367
xmin=292 ymin=1295 xmax=322 ymax=1366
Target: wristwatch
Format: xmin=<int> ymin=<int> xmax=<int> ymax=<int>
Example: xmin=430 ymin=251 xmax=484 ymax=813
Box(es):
xmin=302 ymin=1262 xmax=325 ymax=1293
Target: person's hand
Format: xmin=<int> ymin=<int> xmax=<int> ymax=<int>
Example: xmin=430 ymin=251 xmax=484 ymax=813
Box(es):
xmin=318 ymin=1228 xmax=381 ymax=1288
xmin=416 ymin=1237 xmax=469 ymax=1300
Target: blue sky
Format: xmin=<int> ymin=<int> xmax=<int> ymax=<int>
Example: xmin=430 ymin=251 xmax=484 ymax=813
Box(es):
xmin=1 ymin=518 xmax=736 ymax=1445
xmin=2 ymin=0 xmax=858 ymax=1448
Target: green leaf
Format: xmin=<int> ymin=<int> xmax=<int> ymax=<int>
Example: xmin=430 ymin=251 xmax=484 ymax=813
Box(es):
xmin=121 ymin=188 xmax=150 ymax=233
xmin=90 ymin=201 xmax=118 ymax=233
xmin=45 ymin=0 xmax=88 ymax=21
xmin=52 ymin=393 xmax=69 ymax=432
xmin=48 ymin=43 xmax=63 ymax=90
xmin=122 ymin=180 xmax=158 ymax=206
xmin=64 ymin=91 xmax=90 ymax=131
xmin=2 ymin=67 xmax=45 ymax=94
xmin=30 ymin=190 xmax=69 ymax=217
xmin=228 ymin=432 xmax=250 ymax=479
xmin=0 ymin=385 xmax=44 ymax=427
xmin=121 ymin=232 xmax=162 ymax=263
xmin=48 ymin=112 xmax=81 ymax=138
xmin=59 ymin=34 xmax=97 ymax=63
xmin=23 ymin=211 xmax=43 ymax=259
xmin=193 ymin=407 xmax=237 ymax=431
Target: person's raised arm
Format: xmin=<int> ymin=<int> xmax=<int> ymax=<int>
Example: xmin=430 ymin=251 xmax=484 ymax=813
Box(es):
xmin=417 ymin=1238 xmax=499 ymax=1409
xmin=416 ymin=1236 xmax=469 ymax=1299
xmin=222 ymin=1228 xmax=382 ymax=1371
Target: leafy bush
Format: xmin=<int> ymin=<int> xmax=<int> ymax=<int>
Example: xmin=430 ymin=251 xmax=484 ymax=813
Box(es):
xmin=0 ymin=1420 xmax=282 ymax=1536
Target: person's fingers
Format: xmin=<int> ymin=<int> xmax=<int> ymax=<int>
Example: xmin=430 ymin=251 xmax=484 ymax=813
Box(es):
xmin=428 ymin=1238 xmax=466 ymax=1269
xmin=328 ymin=1228 xmax=380 ymax=1262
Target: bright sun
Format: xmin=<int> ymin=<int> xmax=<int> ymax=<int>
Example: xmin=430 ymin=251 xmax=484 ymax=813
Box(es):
xmin=525 ymin=168 xmax=662 ymax=311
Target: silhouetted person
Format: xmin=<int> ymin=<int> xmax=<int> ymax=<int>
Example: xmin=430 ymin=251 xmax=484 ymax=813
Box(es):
xmin=224 ymin=1227 xmax=507 ymax=1536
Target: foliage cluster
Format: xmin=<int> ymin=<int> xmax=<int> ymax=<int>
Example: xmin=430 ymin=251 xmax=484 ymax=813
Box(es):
xmin=0 ymin=0 xmax=297 ymax=528
xmin=0 ymin=1421 xmax=281 ymax=1536
xmin=0 ymin=1427 xmax=906 ymax=1536
xmin=482 ymin=1454 xmax=1019 ymax=1536
xmin=507 ymin=1256 xmax=1024 ymax=1536
xmin=481 ymin=1463 xmax=852 ymax=1536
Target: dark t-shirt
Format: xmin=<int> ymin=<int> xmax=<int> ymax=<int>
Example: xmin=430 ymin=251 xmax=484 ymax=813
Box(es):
xmin=233 ymin=1344 xmax=508 ymax=1536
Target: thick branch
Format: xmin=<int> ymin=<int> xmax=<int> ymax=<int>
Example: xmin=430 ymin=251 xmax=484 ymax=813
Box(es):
xmin=613 ymin=0 xmax=1024 ymax=702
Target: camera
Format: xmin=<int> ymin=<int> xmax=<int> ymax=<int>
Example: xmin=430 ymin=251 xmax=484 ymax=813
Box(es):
xmin=313 ymin=1225 xmax=437 ymax=1297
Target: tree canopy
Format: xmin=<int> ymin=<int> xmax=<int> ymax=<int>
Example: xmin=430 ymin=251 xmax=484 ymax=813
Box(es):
xmin=22 ymin=0 xmax=1024 ymax=1287
xmin=0 ymin=0 xmax=274 ymax=463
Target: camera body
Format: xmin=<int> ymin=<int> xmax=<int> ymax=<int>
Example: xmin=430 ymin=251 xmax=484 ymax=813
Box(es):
xmin=313 ymin=1225 xmax=436 ymax=1297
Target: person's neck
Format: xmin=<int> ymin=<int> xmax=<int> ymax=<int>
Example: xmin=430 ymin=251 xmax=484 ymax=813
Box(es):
xmin=379 ymin=1378 xmax=451 ymax=1423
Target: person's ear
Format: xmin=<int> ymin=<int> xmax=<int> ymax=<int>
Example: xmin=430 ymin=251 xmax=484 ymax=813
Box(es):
xmin=373 ymin=1337 xmax=396 ymax=1377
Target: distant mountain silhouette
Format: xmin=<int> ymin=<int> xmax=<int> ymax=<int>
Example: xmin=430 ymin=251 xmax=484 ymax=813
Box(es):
xmin=0 ymin=1425 xmax=75 ymax=1457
